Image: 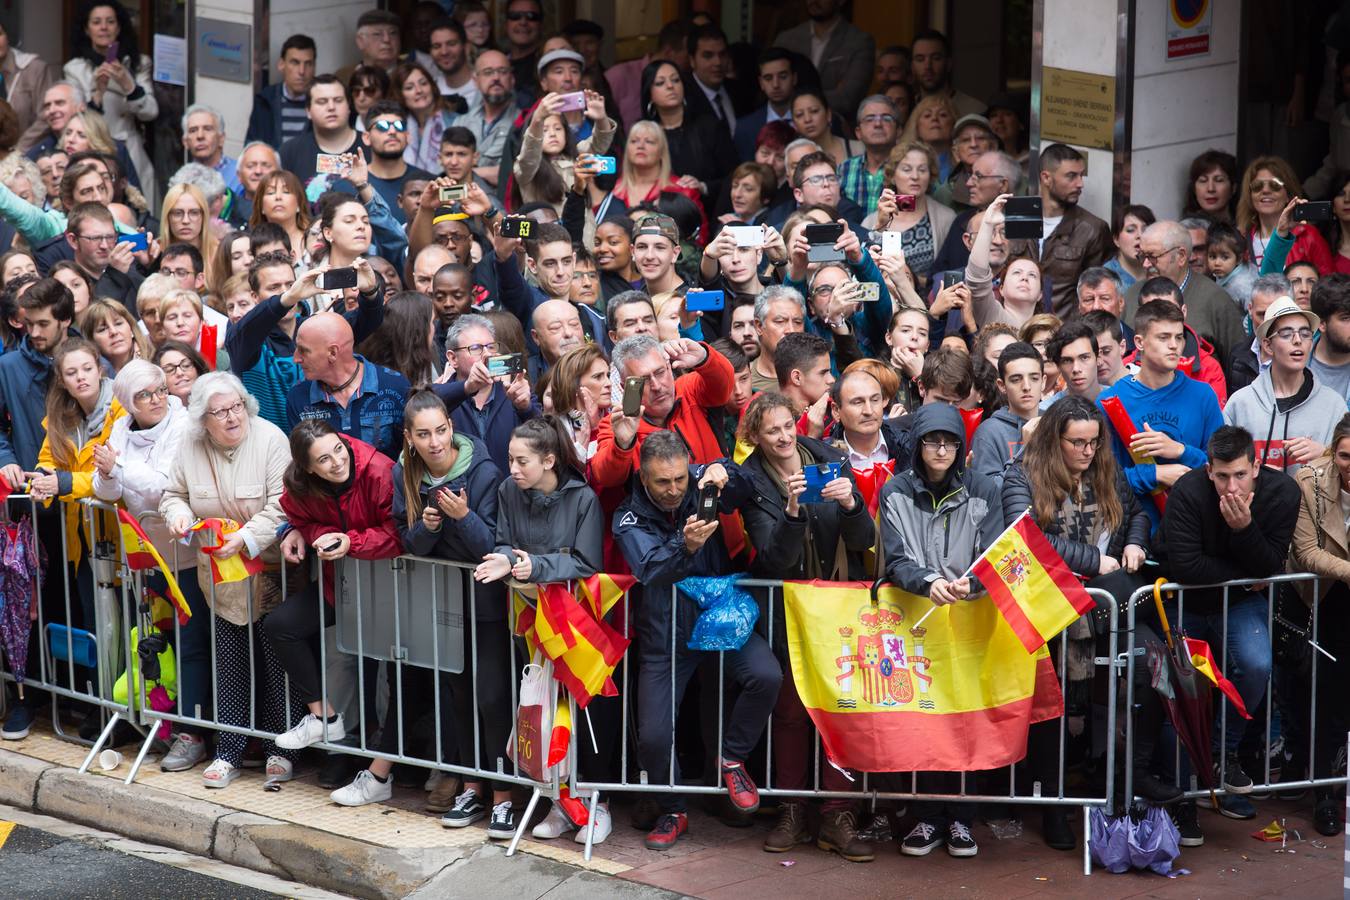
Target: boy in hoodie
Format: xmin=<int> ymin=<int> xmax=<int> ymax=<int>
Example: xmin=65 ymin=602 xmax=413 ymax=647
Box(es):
xmin=878 ymin=402 xmax=1003 ymax=858
xmin=1223 ymin=297 xmax=1343 ymax=474
xmin=970 ymin=341 xmax=1042 ymax=489
xmin=1098 ymin=298 xmax=1224 ymax=534
xmin=1124 ymin=277 xmax=1228 ymax=406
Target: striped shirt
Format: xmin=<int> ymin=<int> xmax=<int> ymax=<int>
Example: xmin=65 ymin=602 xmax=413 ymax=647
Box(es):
xmin=839 ymin=154 xmax=885 ymax=214
xmin=279 ymin=86 xmax=308 ymax=141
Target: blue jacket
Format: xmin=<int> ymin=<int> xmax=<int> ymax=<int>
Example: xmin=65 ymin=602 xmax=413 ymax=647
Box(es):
xmin=286 ymin=356 xmax=410 ymax=461
xmin=1097 ymin=371 xmax=1224 ymax=532
xmin=0 ymin=334 xmax=59 ymax=470
xmin=227 ymin=290 xmax=386 ymax=429
xmin=612 ymin=460 xmax=752 ymax=650
xmin=787 ymin=250 xmax=894 ymax=359
xmin=431 ymin=379 xmax=540 ymax=474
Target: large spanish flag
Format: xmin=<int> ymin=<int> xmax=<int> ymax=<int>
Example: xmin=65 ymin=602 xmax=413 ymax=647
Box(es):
xmin=971 ymin=511 xmax=1096 ymax=653
xmin=189 ymin=517 xmax=264 ymax=584
xmin=513 ymin=574 xmax=635 ymax=708
xmin=117 ymin=509 xmax=192 ymax=625
xmin=783 ymin=580 xmax=1062 ymax=773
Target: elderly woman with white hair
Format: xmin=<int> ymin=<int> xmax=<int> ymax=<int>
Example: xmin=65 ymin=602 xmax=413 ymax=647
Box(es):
xmin=92 ymin=360 xmax=210 ymax=772
xmin=159 ymin=372 xmax=301 ymax=789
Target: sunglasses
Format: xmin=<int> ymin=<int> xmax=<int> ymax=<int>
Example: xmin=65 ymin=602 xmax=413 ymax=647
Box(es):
xmin=371 ymin=119 xmax=407 ymax=133
xmin=506 ymin=10 xmax=542 ymax=22
xmin=1250 ymin=177 xmax=1285 ymax=193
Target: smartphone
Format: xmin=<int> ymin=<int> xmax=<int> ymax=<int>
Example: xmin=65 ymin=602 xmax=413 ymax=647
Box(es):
xmin=319 ymin=267 xmax=358 ymax=290
xmin=685 ymin=290 xmax=725 ymax=312
xmin=318 ymin=539 xmax=342 ymax=553
xmin=590 ymin=155 xmax=617 ymax=175
xmin=315 ymin=153 xmax=349 ymax=176
xmin=439 ymin=183 xmax=468 ymax=203
xmin=486 ymin=353 xmax=523 ymax=378
xmin=1294 ymin=201 xmax=1333 ymax=224
xmin=697 ymin=483 xmax=719 ymax=523
xmin=1003 ymin=196 xmax=1044 ymax=240
xmin=799 ymin=462 xmax=842 ymax=504
xmin=804 ymin=222 xmax=846 ymax=263
xmin=856 ymin=282 xmax=880 ymax=302
xmin=880 ymin=231 xmax=904 ymax=258
xmin=105 ymin=41 xmax=119 ymax=63
xmin=622 ymin=375 xmax=646 ymax=418
xmin=728 ymin=225 xmax=765 ymax=248
xmin=941 ymin=271 xmax=964 ymax=290
xmin=118 ymin=232 xmax=149 ymax=252
xmin=557 ymin=91 xmax=587 ymax=113
xmin=498 ymin=216 xmax=532 ymax=239
xmin=895 ymin=194 xmax=917 ymax=212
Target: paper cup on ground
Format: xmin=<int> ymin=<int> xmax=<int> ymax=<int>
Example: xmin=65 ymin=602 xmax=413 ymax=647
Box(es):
xmin=97 ymin=749 xmax=122 ymax=771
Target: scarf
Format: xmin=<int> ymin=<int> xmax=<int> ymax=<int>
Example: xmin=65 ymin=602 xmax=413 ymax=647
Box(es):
xmin=75 ymin=380 xmax=114 ymax=448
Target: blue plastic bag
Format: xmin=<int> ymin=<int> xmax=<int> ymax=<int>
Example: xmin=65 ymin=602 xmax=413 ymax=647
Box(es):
xmin=679 ymin=575 xmax=759 ymax=652
xmin=1089 ymin=805 xmax=1181 ymax=875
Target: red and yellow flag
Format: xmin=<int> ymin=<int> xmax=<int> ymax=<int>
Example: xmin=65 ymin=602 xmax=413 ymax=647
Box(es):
xmin=971 ymin=512 xmax=1096 ymax=653
xmin=1185 ymin=637 xmax=1252 ymax=719
xmin=117 ymin=509 xmax=192 ymax=625
xmin=783 ymin=580 xmax=1062 ymax=773
xmin=513 ymin=574 xmax=635 ymax=708
xmin=190 ymin=518 xmax=264 ymax=584
xmin=1101 ymin=395 xmax=1168 ymax=514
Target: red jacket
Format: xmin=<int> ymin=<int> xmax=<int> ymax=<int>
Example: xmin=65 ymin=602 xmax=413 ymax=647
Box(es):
xmin=1257 ymin=223 xmax=1335 ymax=275
xmin=1124 ymin=325 xmax=1228 ymax=407
xmin=280 ymin=437 xmax=402 ymax=604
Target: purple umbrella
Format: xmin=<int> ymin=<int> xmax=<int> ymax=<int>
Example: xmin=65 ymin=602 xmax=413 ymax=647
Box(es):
xmin=0 ymin=514 xmax=43 ymax=695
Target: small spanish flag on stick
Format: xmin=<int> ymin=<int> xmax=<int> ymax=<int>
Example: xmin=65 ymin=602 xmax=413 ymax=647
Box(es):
xmin=968 ymin=511 xmax=1096 ymax=653
xmin=1184 ymin=636 xmax=1252 ymax=719
xmin=117 ymin=509 xmax=192 ymax=625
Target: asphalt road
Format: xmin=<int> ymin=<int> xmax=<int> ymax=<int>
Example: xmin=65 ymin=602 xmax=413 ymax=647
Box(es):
xmin=0 ymin=821 xmax=282 ymax=899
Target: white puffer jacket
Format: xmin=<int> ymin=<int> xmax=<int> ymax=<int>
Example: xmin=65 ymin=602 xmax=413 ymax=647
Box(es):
xmin=92 ymin=397 xmax=189 ymax=567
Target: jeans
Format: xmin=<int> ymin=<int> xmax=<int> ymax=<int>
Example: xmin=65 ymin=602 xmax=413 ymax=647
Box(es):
xmin=1166 ymin=593 xmax=1271 ymax=756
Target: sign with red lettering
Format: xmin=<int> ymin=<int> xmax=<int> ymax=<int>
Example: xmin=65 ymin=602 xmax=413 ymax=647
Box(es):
xmin=1167 ymin=0 xmax=1212 ymax=60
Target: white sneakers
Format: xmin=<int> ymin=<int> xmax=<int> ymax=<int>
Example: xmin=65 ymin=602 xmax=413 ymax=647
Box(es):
xmin=575 ymin=803 xmax=612 ymax=845
xmin=331 ymin=769 xmax=393 ymax=807
xmin=530 ymin=800 xmax=612 ymax=845
xmin=274 ymin=713 xmax=346 ymax=751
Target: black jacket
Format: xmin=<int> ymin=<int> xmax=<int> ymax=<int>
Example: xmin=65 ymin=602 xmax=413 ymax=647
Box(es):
xmin=1153 ymin=463 xmax=1300 ymax=612
xmin=1000 ymin=463 xmax=1151 ymax=578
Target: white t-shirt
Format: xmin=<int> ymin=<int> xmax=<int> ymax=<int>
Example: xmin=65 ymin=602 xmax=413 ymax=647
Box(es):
xmin=1039 ymin=214 xmax=1063 ymax=256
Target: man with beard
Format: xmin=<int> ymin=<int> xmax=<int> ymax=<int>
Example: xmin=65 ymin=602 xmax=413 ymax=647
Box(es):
xmin=908 ymin=29 xmax=984 ymax=118
xmin=459 ymin=51 xmax=520 ymax=190
xmin=1308 ymin=274 xmax=1350 ymax=400
xmin=728 ymin=300 xmax=761 ymax=363
xmin=772 ymin=0 xmax=875 ymax=120
xmin=1006 ymin=143 xmax=1112 ymax=320
xmin=363 ymin=102 xmax=432 ymax=224
xmin=427 ymin=18 xmax=479 ymax=111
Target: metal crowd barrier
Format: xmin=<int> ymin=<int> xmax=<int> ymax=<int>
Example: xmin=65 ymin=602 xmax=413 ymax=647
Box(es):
xmin=13 ymin=496 xmax=1335 ymax=876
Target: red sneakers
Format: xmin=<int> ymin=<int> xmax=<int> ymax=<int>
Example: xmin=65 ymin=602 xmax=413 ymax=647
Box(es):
xmin=721 ymin=760 xmax=760 ymax=813
xmin=644 ymin=812 xmax=689 ymax=850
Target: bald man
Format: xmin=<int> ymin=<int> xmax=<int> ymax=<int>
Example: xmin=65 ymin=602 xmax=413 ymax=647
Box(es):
xmin=411 ymin=244 xmax=455 ymax=295
xmin=529 ymin=298 xmax=585 ymax=381
xmin=286 ymin=310 xmax=412 ymax=459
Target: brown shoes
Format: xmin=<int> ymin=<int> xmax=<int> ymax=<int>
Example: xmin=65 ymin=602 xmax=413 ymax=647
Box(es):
xmin=763 ymin=800 xmax=811 ymax=852
xmin=816 ymin=809 xmax=875 ymax=863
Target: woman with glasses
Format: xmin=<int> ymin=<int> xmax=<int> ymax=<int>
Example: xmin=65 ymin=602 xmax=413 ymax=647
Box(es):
xmin=153 ymin=340 xmax=209 ymax=405
xmin=1237 ymin=156 xmax=1333 ymax=274
xmin=455 ymin=1 xmax=494 ymax=53
xmin=346 ymin=64 xmax=391 ymax=131
xmin=158 ymin=183 xmax=219 ymax=273
xmin=866 ymin=141 xmax=956 ymax=289
xmin=248 ymin=170 xmax=311 ymax=261
xmin=160 ymin=373 xmax=301 ymax=790
xmin=92 ymin=360 xmax=209 ymax=772
xmin=1000 ymin=396 xmax=1163 ymax=848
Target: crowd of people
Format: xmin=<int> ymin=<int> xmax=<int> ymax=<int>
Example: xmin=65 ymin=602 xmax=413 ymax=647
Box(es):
xmin=0 ymin=0 xmax=1347 ymax=866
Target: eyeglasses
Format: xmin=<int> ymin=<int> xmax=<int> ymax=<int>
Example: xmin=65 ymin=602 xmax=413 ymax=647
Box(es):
xmin=168 ymin=208 xmax=204 ymax=221
xmin=920 ymin=438 xmax=958 ymax=453
xmin=371 ymin=119 xmax=406 ymax=133
xmin=205 ymin=401 xmax=245 ymax=421
xmin=477 ymin=66 xmax=512 ymax=78
xmin=351 ymin=83 xmax=380 ymax=96
xmin=810 ymin=283 xmax=837 ymax=297
xmin=133 ymin=386 xmax=169 ymax=404
xmin=76 ymin=233 xmax=116 ymax=245
xmin=360 ymin=27 xmax=398 ymax=41
xmin=1250 ymin=177 xmax=1285 ymax=193
xmin=572 ymin=270 xmax=599 ymax=281
xmin=968 ymin=172 xmax=1005 ymax=182
xmin=162 ymin=267 xmax=194 ymax=280
xmin=1138 ymin=247 xmax=1179 ymax=264
xmin=860 ymin=114 xmax=897 ymax=125
xmin=453 ymin=341 xmax=498 ymax=355
xmin=161 ymin=360 xmax=196 ymax=376
xmin=801 ymin=173 xmax=839 ymax=187
xmin=506 ymin=10 xmax=543 ymax=21
xmin=1271 ymin=326 xmax=1314 ymax=342
xmin=1061 ymin=436 xmax=1103 ymax=452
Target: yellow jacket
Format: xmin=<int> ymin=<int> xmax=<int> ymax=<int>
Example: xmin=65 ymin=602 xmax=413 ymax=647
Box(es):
xmin=37 ymin=399 xmax=128 ymax=563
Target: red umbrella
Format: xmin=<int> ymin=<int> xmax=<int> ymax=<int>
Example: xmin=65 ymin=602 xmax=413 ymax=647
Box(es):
xmin=1148 ymin=580 xmax=1217 ymax=793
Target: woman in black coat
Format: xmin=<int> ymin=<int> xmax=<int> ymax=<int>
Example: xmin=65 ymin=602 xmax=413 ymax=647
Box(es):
xmin=640 ymin=60 xmax=740 ymax=205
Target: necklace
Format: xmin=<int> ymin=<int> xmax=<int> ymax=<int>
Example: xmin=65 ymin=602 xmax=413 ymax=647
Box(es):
xmin=322 ymin=363 xmax=362 ymax=397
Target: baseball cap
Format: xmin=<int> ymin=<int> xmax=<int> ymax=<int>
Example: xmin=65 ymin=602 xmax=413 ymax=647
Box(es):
xmin=1255 ymin=296 xmax=1320 ymax=341
xmin=356 ymin=10 xmax=400 ymax=30
xmin=952 ymin=113 xmax=996 ymax=139
xmin=537 ymin=48 xmax=584 ymax=75
xmin=634 ymin=214 xmax=679 ymax=246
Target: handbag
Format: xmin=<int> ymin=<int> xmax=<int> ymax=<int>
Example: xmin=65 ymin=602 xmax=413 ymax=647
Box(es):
xmin=1085 ymin=567 xmax=1158 ymax=638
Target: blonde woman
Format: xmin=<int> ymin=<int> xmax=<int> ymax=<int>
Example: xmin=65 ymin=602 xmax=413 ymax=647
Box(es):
xmin=863 ymin=141 xmax=956 ymax=285
xmin=157 ymin=288 xmax=229 ymax=370
xmin=599 ymin=121 xmax=707 ymax=248
xmin=78 ymin=298 xmax=151 ymax=372
xmin=899 ymin=94 xmax=958 ymax=182
xmin=59 ymin=109 xmax=117 ymax=157
xmin=158 ymin=183 xmax=219 ymax=268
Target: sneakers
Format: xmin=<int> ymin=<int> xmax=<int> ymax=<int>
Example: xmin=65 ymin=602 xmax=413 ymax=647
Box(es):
xmin=275 ymin=713 xmax=345 ymax=751
xmin=644 ymin=812 xmax=688 ymax=850
xmin=485 ymin=801 xmax=518 ymax=839
xmin=160 ymin=733 xmax=206 ymax=772
xmin=900 ymin=820 xmax=943 ymax=857
xmin=1172 ymin=802 xmax=1204 ymax=846
xmin=531 ymin=802 xmax=578 ymax=839
xmin=575 ymin=803 xmax=611 ymax=845
xmin=332 ymin=769 xmax=393 ymax=807
xmin=440 ymin=788 xmax=486 ymax=828
xmin=817 ymin=809 xmax=874 ymax=862
xmin=763 ymin=801 xmax=810 ymax=852
xmin=1220 ymin=754 xmax=1253 ymax=794
xmin=202 ymin=758 xmax=240 ymax=789
xmin=1 ymin=704 xmax=33 ymax=740
xmin=720 ymin=760 xmax=760 ymax=813
xmin=426 ymin=775 xmax=462 ymax=813
xmin=1217 ymin=793 xmax=1256 ymax=820
xmin=946 ymin=820 xmax=978 ymax=857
